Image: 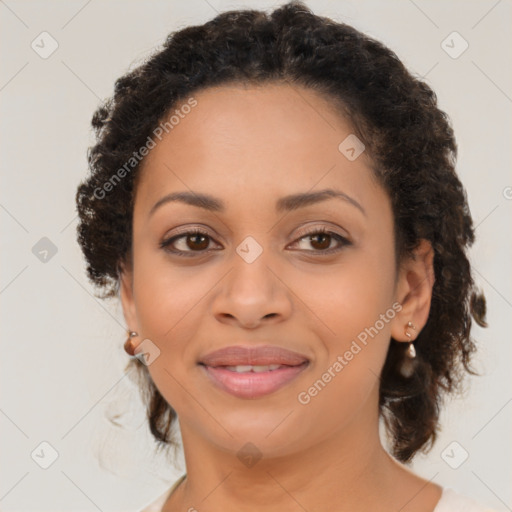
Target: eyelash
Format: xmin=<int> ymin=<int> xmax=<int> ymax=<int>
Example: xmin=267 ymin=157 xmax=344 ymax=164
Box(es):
xmin=159 ymin=226 xmax=351 ymax=257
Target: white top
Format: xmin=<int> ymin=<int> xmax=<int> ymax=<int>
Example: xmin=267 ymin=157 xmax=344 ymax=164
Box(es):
xmin=433 ymin=488 xmax=497 ymax=511
xmin=139 ymin=475 xmax=497 ymax=512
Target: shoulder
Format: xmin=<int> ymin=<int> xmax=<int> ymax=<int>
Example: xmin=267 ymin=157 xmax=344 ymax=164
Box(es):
xmin=138 ymin=474 xmax=186 ymax=512
xmin=434 ymin=487 xmax=498 ymax=512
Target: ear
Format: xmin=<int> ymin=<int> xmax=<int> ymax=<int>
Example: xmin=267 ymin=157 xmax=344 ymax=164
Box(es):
xmin=390 ymin=239 xmax=435 ymax=342
xmin=119 ymin=260 xmax=139 ymax=334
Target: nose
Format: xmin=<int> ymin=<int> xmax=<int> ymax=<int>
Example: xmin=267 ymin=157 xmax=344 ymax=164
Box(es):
xmin=211 ymin=251 xmax=293 ymax=329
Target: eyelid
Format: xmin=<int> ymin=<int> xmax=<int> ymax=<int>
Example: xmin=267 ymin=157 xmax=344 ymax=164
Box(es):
xmin=293 ymin=223 xmax=349 ymax=241
xmin=164 ymin=221 xmax=350 ymax=240
xmin=165 ymin=224 xmax=211 ymax=236
xmin=160 ymin=226 xmax=215 ymax=247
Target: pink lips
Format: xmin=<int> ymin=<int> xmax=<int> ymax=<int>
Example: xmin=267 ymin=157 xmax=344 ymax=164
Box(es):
xmin=199 ymin=345 xmax=309 ymax=399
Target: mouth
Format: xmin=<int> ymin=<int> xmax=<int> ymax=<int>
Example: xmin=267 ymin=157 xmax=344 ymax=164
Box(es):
xmin=198 ymin=345 xmax=310 ymax=399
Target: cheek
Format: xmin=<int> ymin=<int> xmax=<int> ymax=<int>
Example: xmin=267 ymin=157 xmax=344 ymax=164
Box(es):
xmin=131 ymin=255 xmax=204 ymax=411
xmin=133 ymin=246 xmax=205 ymax=336
xmin=305 ymin=247 xmax=395 ymax=334
xmin=300 ymin=241 xmax=397 ymax=381
xmin=292 ymin=272 xmax=396 ymax=437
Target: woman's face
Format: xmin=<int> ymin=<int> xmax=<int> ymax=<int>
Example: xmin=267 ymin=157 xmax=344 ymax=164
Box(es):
xmin=120 ymin=83 xmax=424 ymax=459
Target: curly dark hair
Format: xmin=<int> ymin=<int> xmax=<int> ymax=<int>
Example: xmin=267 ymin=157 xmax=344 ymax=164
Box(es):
xmin=75 ymin=0 xmax=487 ymax=464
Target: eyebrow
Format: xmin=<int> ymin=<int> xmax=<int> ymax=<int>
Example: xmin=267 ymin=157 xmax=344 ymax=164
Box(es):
xmin=149 ymin=188 xmax=366 ymax=217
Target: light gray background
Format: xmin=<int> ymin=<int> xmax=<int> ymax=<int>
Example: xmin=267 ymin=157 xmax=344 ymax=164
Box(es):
xmin=1 ymin=1 xmax=511 ymax=511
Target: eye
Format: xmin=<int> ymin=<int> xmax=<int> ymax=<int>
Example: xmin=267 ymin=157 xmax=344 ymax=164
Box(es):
xmin=290 ymin=226 xmax=351 ymax=254
xmin=160 ymin=226 xmax=351 ymax=257
xmin=160 ymin=228 xmax=218 ymax=257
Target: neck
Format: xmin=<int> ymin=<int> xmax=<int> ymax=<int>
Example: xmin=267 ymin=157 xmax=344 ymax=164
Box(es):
xmin=166 ymin=389 xmax=441 ymax=512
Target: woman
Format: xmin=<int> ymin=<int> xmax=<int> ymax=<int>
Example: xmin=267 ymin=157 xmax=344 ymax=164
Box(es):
xmin=75 ymin=2 xmax=494 ymax=511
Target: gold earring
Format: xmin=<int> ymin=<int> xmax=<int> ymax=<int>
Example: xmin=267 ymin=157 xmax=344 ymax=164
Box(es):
xmin=124 ymin=329 xmax=138 ymax=356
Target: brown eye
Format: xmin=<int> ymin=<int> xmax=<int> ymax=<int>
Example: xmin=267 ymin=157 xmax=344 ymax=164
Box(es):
xmin=185 ymin=233 xmax=209 ymax=251
xmin=308 ymin=232 xmax=332 ymax=251
xmin=160 ymin=227 xmax=351 ymax=258
xmin=292 ymin=228 xmax=351 ymax=254
xmin=160 ymin=229 xmax=216 ymax=256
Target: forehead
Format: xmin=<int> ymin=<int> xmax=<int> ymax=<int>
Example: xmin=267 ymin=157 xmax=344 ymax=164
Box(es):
xmin=134 ymin=83 xmax=381 ymax=217
xmin=141 ymin=82 xmax=355 ymax=169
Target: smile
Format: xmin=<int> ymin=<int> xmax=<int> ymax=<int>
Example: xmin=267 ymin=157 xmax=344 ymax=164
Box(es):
xmin=197 ymin=344 xmax=311 ymax=399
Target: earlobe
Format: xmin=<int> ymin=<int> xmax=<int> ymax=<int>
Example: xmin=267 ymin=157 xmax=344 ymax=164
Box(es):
xmin=390 ymin=239 xmax=435 ymax=342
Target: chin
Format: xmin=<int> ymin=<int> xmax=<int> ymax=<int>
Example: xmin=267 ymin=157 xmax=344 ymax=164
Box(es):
xmin=203 ymin=407 xmax=313 ymax=456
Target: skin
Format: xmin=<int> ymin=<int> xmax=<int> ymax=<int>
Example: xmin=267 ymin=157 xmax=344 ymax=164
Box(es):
xmin=120 ymin=83 xmax=440 ymax=512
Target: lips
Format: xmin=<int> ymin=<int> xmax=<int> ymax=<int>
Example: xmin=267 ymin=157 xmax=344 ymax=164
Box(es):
xmin=198 ymin=345 xmax=310 ymax=399
xmin=199 ymin=345 xmax=309 ymax=367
